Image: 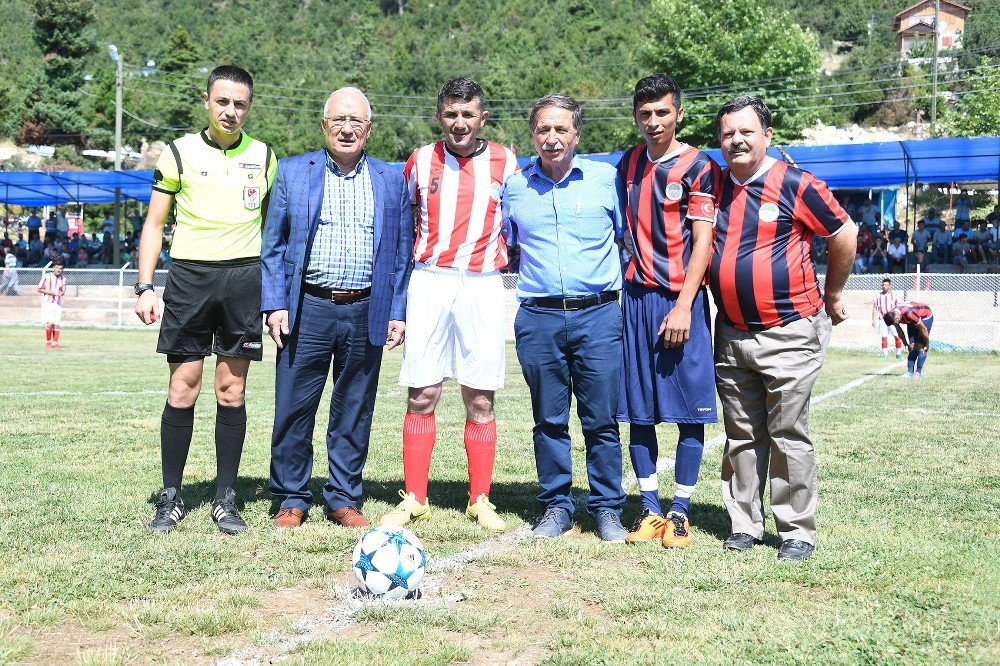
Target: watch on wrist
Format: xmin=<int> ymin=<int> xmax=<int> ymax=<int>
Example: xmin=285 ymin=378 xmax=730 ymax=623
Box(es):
xmin=134 ymin=282 xmax=154 ymax=296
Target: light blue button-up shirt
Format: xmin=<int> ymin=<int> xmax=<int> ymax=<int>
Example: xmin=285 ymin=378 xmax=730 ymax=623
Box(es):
xmin=501 ymin=155 xmax=624 ymax=301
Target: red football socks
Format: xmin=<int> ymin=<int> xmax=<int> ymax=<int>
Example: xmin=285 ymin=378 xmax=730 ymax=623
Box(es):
xmin=45 ymin=324 xmax=52 ymax=343
xmin=402 ymin=412 xmax=435 ymax=503
xmin=895 ymin=337 xmax=902 ymax=349
xmin=881 ymin=337 xmax=888 ymax=349
xmin=53 ymin=326 xmax=60 ymax=343
xmin=465 ymin=419 xmax=497 ymax=501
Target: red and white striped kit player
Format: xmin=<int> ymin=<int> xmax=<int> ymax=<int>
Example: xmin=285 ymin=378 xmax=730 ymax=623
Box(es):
xmin=405 ymin=140 xmax=518 ymax=273
xmin=37 ymin=265 xmax=67 ymax=348
xmin=873 ymin=279 xmax=902 ymax=357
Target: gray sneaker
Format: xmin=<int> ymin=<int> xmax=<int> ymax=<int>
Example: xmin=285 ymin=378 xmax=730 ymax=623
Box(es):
xmin=532 ymin=507 xmax=573 ymax=538
xmin=594 ymin=509 xmax=628 ymax=542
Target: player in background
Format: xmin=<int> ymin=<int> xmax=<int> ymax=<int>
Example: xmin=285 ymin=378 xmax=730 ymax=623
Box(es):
xmin=872 ymin=278 xmax=903 ymax=359
xmin=884 ymin=302 xmax=934 ymax=378
xmin=134 ymin=65 xmax=277 ymax=535
xmin=382 ymin=77 xmax=518 ymax=531
xmin=616 ymin=74 xmax=720 ymax=548
xmin=37 ymin=258 xmax=67 ymax=348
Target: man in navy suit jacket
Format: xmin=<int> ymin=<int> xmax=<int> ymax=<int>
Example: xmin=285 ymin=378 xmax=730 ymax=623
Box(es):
xmin=261 ymin=87 xmax=413 ymax=528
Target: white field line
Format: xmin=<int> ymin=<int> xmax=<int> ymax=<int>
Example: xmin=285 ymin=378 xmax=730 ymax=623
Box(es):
xmin=222 ymin=525 xmax=532 ymax=666
xmin=623 ymin=361 xmax=905 ymax=490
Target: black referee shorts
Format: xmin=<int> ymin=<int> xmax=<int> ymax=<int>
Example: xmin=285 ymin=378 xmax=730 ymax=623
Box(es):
xmin=157 ymin=258 xmax=264 ymax=363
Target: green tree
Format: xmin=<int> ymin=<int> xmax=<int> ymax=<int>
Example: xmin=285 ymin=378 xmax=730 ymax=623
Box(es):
xmin=156 ymin=27 xmax=201 ymax=133
xmin=641 ymin=0 xmax=822 ymax=146
xmin=22 ymin=0 xmax=95 ymax=144
xmin=941 ymin=59 xmax=1000 ymax=136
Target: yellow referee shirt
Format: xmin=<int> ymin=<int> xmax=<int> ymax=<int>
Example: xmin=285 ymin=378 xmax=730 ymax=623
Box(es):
xmin=153 ymin=129 xmax=277 ymax=261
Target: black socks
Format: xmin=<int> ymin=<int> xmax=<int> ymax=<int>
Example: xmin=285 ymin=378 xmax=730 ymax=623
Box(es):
xmin=214 ymin=403 xmax=247 ymax=499
xmin=161 ymin=402 xmax=195 ymax=490
xmin=160 ymin=402 xmax=247 ymax=499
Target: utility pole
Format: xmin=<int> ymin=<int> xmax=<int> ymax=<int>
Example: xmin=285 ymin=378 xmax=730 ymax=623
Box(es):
xmin=930 ymin=0 xmax=941 ymax=134
xmin=109 ymin=44 xmax=124 ymax=267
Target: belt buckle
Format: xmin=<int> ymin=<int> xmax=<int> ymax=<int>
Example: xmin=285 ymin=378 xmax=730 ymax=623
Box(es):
xmin=561 ymin=297 xmax=572 ymax=310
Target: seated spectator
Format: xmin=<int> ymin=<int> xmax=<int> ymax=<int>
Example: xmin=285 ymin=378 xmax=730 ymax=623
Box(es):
xmin=28 ymin=237 xmax=43 ymax=266
xmin=932 ymin=225 xmax=952 ymax=264
xmin=976 ymin=220 xmax=1000 ymax=264
xmin=911 ymin=221 xmax=930 ymax=254
xmin=855 ymin=225 xmax=873 ymax=273
xmin=913 ymin=250 xmax=929 ymax=273
xmin=888 ymin=222 xmax=908 ymax=245
xmin=952 ymin=234 xmax=971 ymax=272
xmin=869 ymin=238 xmax=889 ymax=274
xmin=888 ymin=238 xmax=907 ymax=273
xmin=77 ymin=246 xmax=89 ymax=268
xmin=986 ymin=205 xmax=1000 ymax=228
xmin=921 ymin=207 xmax=943 ymax=231
xmin=953 ymin=220 xmax=974 ymax=241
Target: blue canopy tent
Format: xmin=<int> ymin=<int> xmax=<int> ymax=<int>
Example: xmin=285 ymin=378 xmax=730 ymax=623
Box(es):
xmin=0 ymin=170 xmax=154 ymax=206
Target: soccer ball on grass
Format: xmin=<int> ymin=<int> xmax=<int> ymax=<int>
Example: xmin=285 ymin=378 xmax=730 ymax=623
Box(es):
xmin=352 ymin=526 xmax=427 ymax=599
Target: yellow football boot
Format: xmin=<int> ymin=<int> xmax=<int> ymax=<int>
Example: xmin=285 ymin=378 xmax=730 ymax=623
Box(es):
xmin=466 ymin=494 xmax=507 ymax=531
xmin=625 ymin=508 xmax=668 ymax=543
xmin=379 ymin=490 xmax=430 ymax=527
xmin=661 ymin=511 xmax=693 ymax=548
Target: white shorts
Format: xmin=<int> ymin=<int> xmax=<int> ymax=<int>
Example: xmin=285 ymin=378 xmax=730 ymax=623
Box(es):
xmin=40 ymin=302 xmax=62 ymax=325
xmin=877 ymin=318 xmax=899 ymax=338
xmin=398 ymin=263 xmax=506 ymax=390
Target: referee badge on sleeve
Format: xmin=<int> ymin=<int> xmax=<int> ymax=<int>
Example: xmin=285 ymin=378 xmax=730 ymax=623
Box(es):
xmin=244 ymin=185 xmax=261 ymax=210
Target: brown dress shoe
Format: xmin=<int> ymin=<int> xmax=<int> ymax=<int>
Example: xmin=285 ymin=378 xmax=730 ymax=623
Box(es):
xmin=327 ymin=505 xmax=369 ymax=528
xmin=273 ymin=507 xmax=306 ymax=528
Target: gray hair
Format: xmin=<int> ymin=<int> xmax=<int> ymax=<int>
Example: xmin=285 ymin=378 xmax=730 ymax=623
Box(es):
xmin=528 ymin=93 xmax=582 ymax=133
xmin=323 ymin=86 xmax=372 ymax=120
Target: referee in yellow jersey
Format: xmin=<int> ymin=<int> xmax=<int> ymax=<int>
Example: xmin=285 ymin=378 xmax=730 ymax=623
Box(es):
xmin=134 ymin=65 xmax=277 ymax=535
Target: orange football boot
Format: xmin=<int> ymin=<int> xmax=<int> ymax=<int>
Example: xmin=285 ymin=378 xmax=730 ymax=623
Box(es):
xmin=661 ymin=511 xmax=693 ymax=548
xmin=625 ymin=508 xmax=668 ymax=543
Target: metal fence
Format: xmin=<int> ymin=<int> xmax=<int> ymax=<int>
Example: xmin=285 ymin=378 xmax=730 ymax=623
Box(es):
xmin=2 ymin=267 xmax=997 ymax=351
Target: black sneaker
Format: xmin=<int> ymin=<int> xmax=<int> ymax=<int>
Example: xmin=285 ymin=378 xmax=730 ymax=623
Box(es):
xmin=211 ymin=487 xmax=248 ymax=535
xmin=149 ymin=487 xmax=186 ymax=533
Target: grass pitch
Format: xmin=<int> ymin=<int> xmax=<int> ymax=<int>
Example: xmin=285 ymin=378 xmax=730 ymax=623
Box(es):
xmin=0 ymin=326 xmax=997 ymax=664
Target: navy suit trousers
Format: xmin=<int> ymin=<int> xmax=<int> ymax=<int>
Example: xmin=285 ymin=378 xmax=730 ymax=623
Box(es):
xmin=269 ymin=293 xmax=383 ymax=512
xmin=514 ymin=300 xmax=625 ymax=517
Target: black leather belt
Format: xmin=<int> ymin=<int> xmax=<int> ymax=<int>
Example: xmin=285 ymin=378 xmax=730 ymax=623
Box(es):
xmin=303 ymin=283 xmax=371 ymax=304
xmin=524 ymin=290 xmax=619 ymax=311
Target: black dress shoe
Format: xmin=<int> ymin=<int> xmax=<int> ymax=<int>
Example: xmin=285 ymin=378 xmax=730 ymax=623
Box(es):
xmin=723 ymin=533 xmax=762 ymax=551
xmin=777 ymin=539 xmax=815 ymax=561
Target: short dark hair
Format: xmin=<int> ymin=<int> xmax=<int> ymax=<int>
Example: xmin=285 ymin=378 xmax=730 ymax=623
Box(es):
xmin=882 ymin=278 xmax=891 ymax=285
xmin=715 ymin=96 xmax=772 ymax=138
xmin=883 ymin=312 xmax=896 ymax=326
xmin=207 ymin=65 xmax=254 ymax=102
xmin=437 ymin=77 xmax=484 ymax=115
xmin=529 ymin=93 xmax=582 ymax=133
xmin=633 ymin=74 xmax=682 ymax=112
xmin=52 ymin=257 xmax=65 ymax=267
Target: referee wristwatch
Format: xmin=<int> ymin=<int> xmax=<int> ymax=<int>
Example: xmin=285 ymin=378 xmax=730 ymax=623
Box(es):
xmin=134 ymin=282 xmax=155 ymax=295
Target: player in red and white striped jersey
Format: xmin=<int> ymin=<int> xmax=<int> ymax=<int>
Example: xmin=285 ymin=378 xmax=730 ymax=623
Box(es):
xmin=37 ymin=258 xmax=67 ymax=348
xmin=387 ymin=77 xmax=518 ymax=532
xmin=871 ymin=278 xmax=902 ymax=358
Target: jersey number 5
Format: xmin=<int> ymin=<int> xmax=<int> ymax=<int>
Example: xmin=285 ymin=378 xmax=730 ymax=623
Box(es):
xmin=429 ymin=176 xmax=440 ymax=195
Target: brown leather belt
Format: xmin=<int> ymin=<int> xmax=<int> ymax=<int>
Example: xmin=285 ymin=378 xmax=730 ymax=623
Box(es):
xmin=302 ymin=283 xmax=371 ymax=304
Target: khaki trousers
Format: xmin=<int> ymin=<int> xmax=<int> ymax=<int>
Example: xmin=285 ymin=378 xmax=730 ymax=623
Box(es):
xmin=715 ymin=312 xmax=832 ymax=545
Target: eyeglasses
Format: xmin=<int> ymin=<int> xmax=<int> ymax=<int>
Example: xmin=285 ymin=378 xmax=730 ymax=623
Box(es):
xmin=324 ymin=116 xmax=370 ymax=132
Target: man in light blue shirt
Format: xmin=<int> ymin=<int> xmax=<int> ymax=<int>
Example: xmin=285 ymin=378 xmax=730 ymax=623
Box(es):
xmin=501 ymin=93 xmax=628 ymax=542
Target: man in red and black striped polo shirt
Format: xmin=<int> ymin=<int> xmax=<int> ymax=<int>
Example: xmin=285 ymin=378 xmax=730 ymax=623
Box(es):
xmin=710 ymin=96 xmax=857 ymax=561
xmin=616 ymin=74 xmax=721 ymax=549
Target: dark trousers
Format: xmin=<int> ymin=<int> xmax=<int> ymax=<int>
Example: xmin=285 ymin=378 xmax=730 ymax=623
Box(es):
xmin=514 ymin=300 xmax=625 ymax=517
xmin=269 ymin=293 xmax=383 ymax=512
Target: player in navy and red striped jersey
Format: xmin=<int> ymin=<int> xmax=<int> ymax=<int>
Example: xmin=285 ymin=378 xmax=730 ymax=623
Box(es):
xmin=883 ymin=302 xmax=934 ymax=378
xmin=710 ymin=96 xmax=857 ymax=561
xmin=616 ymin=74 xmax=721 ymax=548
xmin=872 ymin=278 xmax=903 ymax=358
xmin=385 ymin=77 xmax=518 ymax=532
xmin=37 ymin=258 xmax=67 ymax=348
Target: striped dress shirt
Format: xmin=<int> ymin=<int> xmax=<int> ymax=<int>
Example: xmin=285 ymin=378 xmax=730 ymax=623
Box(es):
xmin=305 ymin=152 xmax=375 ymax=290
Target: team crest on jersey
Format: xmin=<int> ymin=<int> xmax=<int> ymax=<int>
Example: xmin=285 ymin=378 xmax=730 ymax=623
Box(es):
xmin=490 ymin=181 xmax=501 ymax=202
xmin=665 ymin=182 xmax=683 ymax=201
xmin=244 ymin=185 xmax=261 ymax=210
xmin=759 ymin=202 xmax=780 ymax=222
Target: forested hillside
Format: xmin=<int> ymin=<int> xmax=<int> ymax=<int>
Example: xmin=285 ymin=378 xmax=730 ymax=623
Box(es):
xmin=1 ymin=0 xmax=997 ymax=164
